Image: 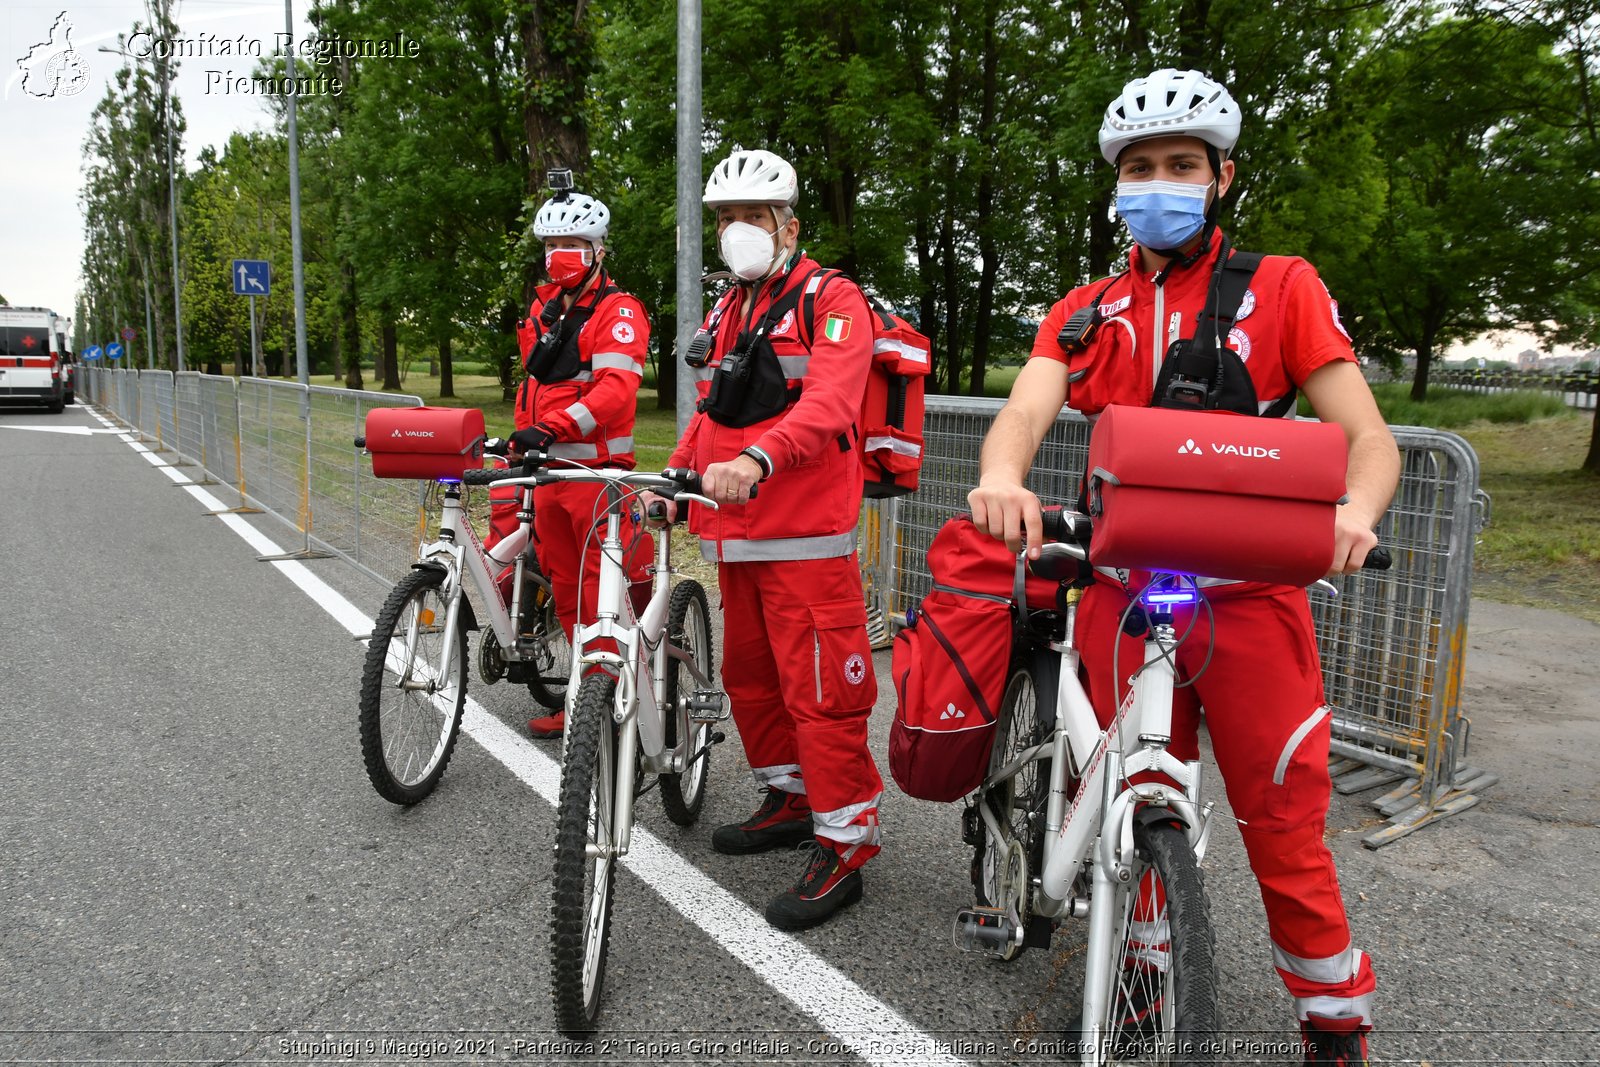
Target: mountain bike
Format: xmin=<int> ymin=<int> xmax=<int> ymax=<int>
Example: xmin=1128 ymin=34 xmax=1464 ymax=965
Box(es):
xmin=461 ymin=461 xmax=727 ymax=1034
xmin=355 ymin=440 xmax=569 ymax=805
xmin=954 ymin=510 xmax=1388 ymax=1064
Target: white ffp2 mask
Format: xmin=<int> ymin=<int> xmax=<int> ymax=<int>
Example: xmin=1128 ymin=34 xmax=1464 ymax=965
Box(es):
xmin=719 ymin=221 xmax=784 ymax=281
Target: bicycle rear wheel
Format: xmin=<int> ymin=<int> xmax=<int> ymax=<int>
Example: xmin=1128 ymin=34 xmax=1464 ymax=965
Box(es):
xmin=660 ymin=581 xmax=713 ymax=826
xmin=971 ymin=649 xmax=1057 ymax=960
xmin=522 ymin=565 xmax=571 ymax=710
xmin=550 ymin=673 xmax=619 ymax=1033
xmin=1093 ymin=821 xmax=1220 ymax=1064
xmin=358 ymin=568 xmax=467 ymax=805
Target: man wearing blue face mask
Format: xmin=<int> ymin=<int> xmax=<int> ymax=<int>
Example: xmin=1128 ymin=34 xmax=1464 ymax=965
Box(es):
xmin=970 ymin=69 xmax=1398 ymax=1067
xmin=644 ymin=148 xmax=883 ymax=932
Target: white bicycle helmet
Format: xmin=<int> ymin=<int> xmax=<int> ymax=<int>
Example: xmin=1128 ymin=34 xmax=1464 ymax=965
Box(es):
xmin=1098 ymin=69 xmax=1242 ymax=166
xmin=704 ymin=149 xmax=799 ymax=208
xmin=533 ymin=192 xmax=610 ymax=243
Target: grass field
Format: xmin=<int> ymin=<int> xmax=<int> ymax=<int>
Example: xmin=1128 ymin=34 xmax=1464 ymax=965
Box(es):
xmin=306 ymin=365 xmax=1600 ymax=621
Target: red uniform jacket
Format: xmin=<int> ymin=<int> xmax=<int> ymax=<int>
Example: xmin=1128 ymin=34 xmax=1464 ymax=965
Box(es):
xmin=668 ymin=254 xmax=873 ymax=562
xmin=515 ymin=278 xmax=649 ymax=469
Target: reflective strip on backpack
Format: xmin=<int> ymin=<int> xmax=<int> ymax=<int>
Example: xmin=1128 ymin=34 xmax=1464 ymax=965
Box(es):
xmin=864 ymin=434 xmax=922 ymax=457
xmin=874 ymin=337 xmax=929 ymax=364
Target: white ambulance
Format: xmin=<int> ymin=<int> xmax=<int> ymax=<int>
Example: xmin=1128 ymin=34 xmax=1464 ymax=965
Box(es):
xmin=0 ymin=306 xmax=66 ymax=413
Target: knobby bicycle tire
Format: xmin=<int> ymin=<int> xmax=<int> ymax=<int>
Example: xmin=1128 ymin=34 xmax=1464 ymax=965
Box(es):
xmin=1093 ymin=821 xmax=1220 ymax=1065
xmin=550 ymin=673 xmax=619 ymax=1033
xmin=659 ymin=580 xmax=714 ymax=826
xmin=358 ymin=568 xmax=468 ymax=806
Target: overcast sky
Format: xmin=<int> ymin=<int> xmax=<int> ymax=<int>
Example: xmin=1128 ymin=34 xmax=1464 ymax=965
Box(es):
xmin=2 ymin=3 xmax=1588 ymax=363
xmin=2 ymin=1 xmax=311 ymax=329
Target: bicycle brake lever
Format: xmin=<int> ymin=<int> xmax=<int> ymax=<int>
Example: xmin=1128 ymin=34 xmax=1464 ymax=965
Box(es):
xmin=677 ymin=492 xmax=719 ymax=510
xmin=1311 ymin=578 xmax=1340 ymax=598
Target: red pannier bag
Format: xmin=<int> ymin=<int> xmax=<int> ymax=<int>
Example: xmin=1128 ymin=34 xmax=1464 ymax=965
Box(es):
xmin=889 ymin=512 xmax=1066 ymax=802
xmin=1085 ymin=404 xmax=1348 ymax=586
xmin=364 ymin=406 xmax=487 ymax=480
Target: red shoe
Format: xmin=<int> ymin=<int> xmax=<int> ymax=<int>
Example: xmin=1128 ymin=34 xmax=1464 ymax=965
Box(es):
xmin=764 ymin=841 xmax=863 ymax=931
xmin=527 ymin=712 xmax=565 ymax=738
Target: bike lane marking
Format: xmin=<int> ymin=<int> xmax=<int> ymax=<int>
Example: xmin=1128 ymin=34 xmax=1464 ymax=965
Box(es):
xmin=88 ymin=404 xmax=972 ymax=1067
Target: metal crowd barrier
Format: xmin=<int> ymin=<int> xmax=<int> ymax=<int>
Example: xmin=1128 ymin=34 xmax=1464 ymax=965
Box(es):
xmin=83 ymin=369 xmax=424 ymax=585
xmin=861 ymin=395 xmax=1496 ymax=848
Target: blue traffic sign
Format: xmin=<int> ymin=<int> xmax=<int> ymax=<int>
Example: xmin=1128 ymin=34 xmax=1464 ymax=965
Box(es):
xmin=106 ymin=342 xmax=124 ymax=360
xmin=82 ymin=344 xmax=102 ymax=361
xmin=232 ymin=258 xmax=271 ymax=296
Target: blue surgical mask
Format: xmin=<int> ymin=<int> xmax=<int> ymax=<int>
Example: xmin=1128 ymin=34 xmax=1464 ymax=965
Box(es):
xmin=1115 ymin=179 xmax=1213 ymax=251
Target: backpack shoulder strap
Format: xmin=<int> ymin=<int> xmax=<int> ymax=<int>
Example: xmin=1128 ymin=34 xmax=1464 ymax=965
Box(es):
xmin=798 ymin=268 xmax=848 ymax=347
xmin=1202 ymin=250 xmax=1301 ymax=418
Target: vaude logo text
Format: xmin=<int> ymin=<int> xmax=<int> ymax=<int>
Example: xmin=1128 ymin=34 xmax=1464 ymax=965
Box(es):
xmin=15 ymin=11 xmax=90 ymax=99
xmin=1178 ymin=438 xmax=1281 ymax=460
xmin=392 ymin=429 xmax=436 ymax=438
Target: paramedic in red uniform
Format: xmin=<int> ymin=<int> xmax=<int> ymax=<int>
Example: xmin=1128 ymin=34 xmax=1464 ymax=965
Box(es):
xmin=644 ymin=149 xmax=881 ymax=931
xmin=968 ymin=70 xmax=1400 ymax=1066
xmin=506 ymin=188 xmax=652 ymax=738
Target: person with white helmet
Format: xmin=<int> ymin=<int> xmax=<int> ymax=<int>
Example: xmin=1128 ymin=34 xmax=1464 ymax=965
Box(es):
xmin=495 ymin=179 xmax=653 ymax=738
xmin=969 ymin=70 xmax=1398 ymax=1066
xmin=643 ymin=148 xmax=883 ymax=931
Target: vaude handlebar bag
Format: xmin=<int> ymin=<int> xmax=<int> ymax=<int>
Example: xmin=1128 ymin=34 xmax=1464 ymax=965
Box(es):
xmin=1084 ymin=404 xmax=1348 ymax=586
xmin=364 ymin=406 xmax=487 ymax=481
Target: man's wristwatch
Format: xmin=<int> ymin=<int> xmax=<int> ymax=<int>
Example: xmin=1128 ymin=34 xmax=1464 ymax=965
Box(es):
xmin=739 ymin=446 xmax=773 ymax=480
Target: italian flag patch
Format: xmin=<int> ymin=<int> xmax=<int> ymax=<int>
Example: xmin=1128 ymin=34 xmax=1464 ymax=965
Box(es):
xmin=823 ymin=313 xmax=853 ymax=342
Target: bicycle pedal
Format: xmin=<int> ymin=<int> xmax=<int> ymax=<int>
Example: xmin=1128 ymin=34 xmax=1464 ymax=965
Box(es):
xmin=952 ymin=906 xmax=1022 ymax=958
xmin=686 ymin=689 xmax=729 ymax=724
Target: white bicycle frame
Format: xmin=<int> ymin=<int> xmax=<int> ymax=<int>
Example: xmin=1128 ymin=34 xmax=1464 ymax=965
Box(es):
xmin=481 ymin=467 xmax=721 ymax=862
xmin=972 ymin=544 xmax=1215 ymax=1063
xmin=415 ymin=478 xmax=547 ymax=664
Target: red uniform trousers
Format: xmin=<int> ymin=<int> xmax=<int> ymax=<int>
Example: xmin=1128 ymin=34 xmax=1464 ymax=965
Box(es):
xmin=1078 ymin=581 xmax=1376 ymax=1028
xmin=717 ymin=555 xmax=883 ymax=870
xmin=533 ymin=480 xmax=651 ymax=658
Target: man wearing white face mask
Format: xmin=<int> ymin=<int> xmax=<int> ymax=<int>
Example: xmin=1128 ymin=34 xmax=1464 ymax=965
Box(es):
xmin=969 ymin=70 xmax=1397 ymax=1067
xmin=493 ymin=186 xmax=653 ymax=738
xmin=645 ymin=148 xmax=882 ymax=932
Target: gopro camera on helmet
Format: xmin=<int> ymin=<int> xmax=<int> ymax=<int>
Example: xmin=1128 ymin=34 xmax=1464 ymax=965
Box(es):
xmin=547 ymin=167 xmax=574 ymax=199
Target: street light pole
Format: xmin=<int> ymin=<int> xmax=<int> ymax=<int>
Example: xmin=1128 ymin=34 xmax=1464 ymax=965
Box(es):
xmin=674 ymin=0 xmax=703 ymax=437
xmin=284 ymin=0 xmax=310 ymax=388
xmin=161 ymin=52 xmax=186 ymax=373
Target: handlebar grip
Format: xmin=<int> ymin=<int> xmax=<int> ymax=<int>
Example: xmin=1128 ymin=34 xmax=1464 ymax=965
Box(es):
xmin=1039 ymin=507 xmax=1090 ymax=547
xmin=660 ymin=467 xmax=703 ymax=495
xmin=353 ymin=436 xmax=366 ymax=449
xmin=461 ymin=467 xmax=509 ymax=486
xmin=646 ymin=501 xmax=668 ymax=522
xmin=1364 ymin=545 xmax=1392 ymax=571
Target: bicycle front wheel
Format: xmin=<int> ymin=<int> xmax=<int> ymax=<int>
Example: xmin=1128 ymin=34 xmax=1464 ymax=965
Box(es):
xmin=660 ymin=580 xmax=714 ymax=826
xmin=358 ymin=568 xmax=467 ymax=805
xmin=1093 ymin=821 xmax=1219 ymax=1065
xmin=550 ymin=673 xmax=619 ymax=1033
xmin=522 ymin=565 xmax=571 ymax=710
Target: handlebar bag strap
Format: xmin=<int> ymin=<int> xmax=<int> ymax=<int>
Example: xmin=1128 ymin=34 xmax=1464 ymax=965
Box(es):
xmin=1084 ymin=404 xmax=1348 ymax=586
xmin=363 ymin=406 xmax=487 ymax=481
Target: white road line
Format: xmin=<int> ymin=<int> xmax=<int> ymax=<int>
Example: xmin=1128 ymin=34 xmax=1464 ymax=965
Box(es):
xmin=89 ymin=406 xmax=968 ymax=1067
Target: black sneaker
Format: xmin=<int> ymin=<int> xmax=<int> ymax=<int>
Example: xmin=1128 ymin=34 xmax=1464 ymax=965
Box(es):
xmin=1302 ymin=1016 xmax=1370 ymax=1067
xmin=711 ymin=788 xmax=813 ymax=855
xmin=764 ymin=841 xmax=863 ymax=931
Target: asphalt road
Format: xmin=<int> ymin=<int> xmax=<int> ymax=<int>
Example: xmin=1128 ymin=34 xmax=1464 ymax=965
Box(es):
xmin=2 ymin=399 xmax=1596 ymax=1066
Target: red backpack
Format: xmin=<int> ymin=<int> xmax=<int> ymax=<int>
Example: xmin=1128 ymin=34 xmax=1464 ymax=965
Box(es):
xmin=889 ymin=513 xmax=1066 ymax=802
xmin=799 ymin=273 xmax=930 ymax=498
